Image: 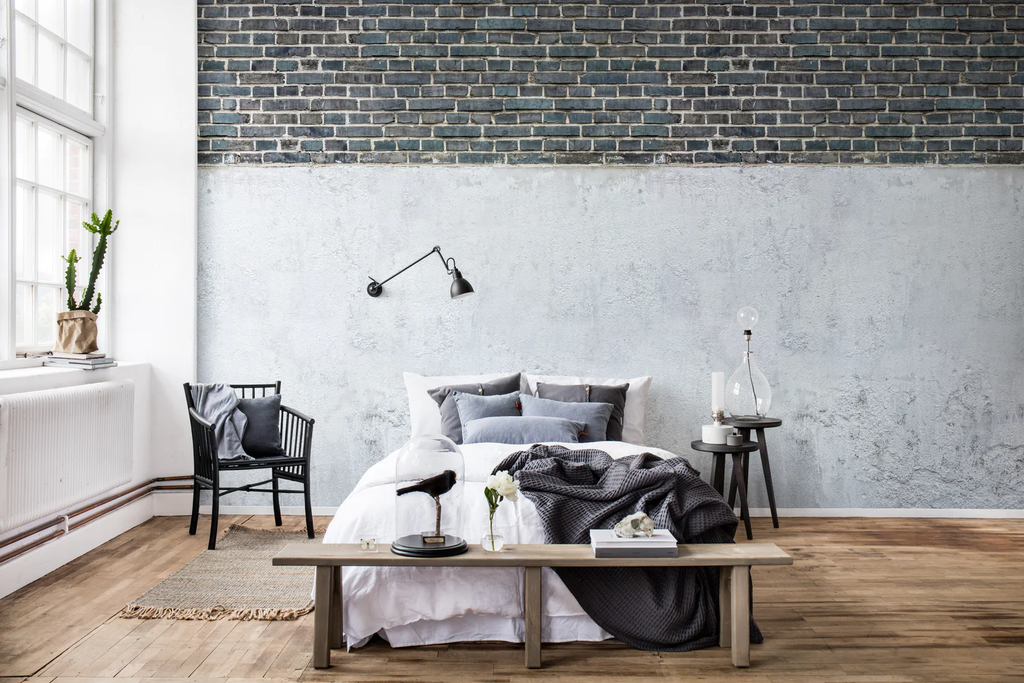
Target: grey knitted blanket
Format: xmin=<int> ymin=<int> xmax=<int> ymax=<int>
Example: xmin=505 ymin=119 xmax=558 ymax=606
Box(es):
xmin=494 ymin=444 xmax=762 ymax=652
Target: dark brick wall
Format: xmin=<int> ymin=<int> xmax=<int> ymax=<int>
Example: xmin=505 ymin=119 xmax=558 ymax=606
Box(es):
xmin=197 ymin=0 xmax=1024 ymax=165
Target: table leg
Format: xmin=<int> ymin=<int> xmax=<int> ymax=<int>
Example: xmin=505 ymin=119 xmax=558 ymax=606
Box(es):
xmin=757 ymin=428 xmax=780 ymax=528
xmin=730 ymin=565 xmax=751 ymax=667
xmin=718 ymin=567 xmax=732 ymax=648
xmin=712 ymin=453 xmax=725 ymax=495
xmin=313 ymin=565 xmax=333 ymax=669
xmin=524 ymin=566 xmax=542 ymax=669
xmin=732 ymin=453 xmax=753 ymax=540
xmin=330 ymin=566 xmax=343 ymax=649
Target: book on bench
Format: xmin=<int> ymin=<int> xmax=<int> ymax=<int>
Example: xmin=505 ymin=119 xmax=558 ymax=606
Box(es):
xmin=589 ymin=529 xmax=679 ymax=558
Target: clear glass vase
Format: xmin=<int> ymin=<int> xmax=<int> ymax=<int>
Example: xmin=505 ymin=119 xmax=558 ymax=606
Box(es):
xmin=726 ymin=350 xmax=772 ymax=418
xmin=481 ymin=533 xmax=504 ymax=552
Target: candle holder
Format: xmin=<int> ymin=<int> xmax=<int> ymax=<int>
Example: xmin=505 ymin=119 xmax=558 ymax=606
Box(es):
xmin=702 ymin=409 xmax=732 ymax=445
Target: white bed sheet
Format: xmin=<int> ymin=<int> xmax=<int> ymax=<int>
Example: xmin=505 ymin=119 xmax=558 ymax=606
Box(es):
xmin=322 ymin=441 xmax=682 ymax=649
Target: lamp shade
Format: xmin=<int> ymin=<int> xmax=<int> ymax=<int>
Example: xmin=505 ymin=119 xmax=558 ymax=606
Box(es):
xmin=450 ymin=268 xmax=474 ymax=299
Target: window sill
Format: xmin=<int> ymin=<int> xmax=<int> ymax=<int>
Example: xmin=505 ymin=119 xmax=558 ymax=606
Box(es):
xmin=0 ymin=362 xmax=149 ymax=395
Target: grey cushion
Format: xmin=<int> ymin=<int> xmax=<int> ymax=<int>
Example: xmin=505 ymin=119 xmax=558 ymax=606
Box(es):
xmin=536 ymin=382 xmax=629 ymax=441
xmin=452 ymin=391 xmax=521 ymax=442
xmin=428 ymin=373 xmax=521 ymax=444
xmin=520 ymin=394 xmax=614 ymax=442
xmin=463 ymin=416 xmax=584 ymax=445
xmin=236 ymin=395 xmax=285 ymax=457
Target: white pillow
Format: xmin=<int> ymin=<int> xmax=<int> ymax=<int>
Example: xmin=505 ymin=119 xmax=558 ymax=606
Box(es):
xmin=523 ymin=374 xmax=653 ymax=445
xmin=404 ymin=372 xmax=520 ymax=438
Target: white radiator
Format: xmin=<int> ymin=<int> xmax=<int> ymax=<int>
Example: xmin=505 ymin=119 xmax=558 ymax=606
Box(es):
xmin=0 ymin=380 xmax=134 ymax=534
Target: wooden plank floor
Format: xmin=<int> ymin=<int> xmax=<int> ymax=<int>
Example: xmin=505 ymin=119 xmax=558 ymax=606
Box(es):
xmin=2 ymin=515 xmax=1023 ymax=682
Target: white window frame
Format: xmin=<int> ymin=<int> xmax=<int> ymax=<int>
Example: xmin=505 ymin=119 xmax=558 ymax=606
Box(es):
xmin=1 ymin=0 xmax=111 ymax=367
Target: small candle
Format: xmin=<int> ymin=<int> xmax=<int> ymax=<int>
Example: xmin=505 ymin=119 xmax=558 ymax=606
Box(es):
xmin=711 ymin=372 xmax=724 ymax=413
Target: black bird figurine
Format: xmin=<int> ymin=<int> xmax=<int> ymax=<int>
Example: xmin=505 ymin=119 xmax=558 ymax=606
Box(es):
xmin=396 ymin=470 xmax=458 ymax=543
xmin=396 ymin=470 xmax=457 ymax=498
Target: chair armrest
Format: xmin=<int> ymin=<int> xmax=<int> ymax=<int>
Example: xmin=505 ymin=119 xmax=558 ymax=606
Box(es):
xmin=280 ymin=404 xmax=315 ymax=425
xmin=279 ymin=405 xmax=315 ymax=460
xmin=189 ymin=407 xmax=215 ymax=431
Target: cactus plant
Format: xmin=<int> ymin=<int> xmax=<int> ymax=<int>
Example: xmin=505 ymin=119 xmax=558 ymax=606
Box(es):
xmin=63 ymin=210 xmax=118 ymax=316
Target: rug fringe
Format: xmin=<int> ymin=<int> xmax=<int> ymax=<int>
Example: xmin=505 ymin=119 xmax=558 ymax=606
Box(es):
xmin=118 ymin=600 xmax=314 ymax=621
xmin=224 ymin=523 xmax=331 ymax=535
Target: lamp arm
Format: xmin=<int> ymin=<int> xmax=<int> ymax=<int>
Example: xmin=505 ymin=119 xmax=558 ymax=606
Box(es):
xmin=367 ymin=246 xmax=462 ymax=297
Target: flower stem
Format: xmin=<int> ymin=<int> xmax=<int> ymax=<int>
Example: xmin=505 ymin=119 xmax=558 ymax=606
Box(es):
xmin=488 ymin=510 xmax=495 ymax=551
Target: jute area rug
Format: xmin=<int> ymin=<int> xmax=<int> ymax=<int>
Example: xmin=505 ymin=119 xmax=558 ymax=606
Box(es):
xmin=119 ymin=524 xmax=322 ymax=621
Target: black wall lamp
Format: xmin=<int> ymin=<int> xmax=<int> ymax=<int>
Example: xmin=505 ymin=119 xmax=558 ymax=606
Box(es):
xmin=367 ymin=246 xmax=474 ymax=299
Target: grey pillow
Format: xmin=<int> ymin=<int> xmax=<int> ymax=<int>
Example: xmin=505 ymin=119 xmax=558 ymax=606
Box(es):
xmin=428 ymin=373 xmax=521 ymax=444
xmin=520 ymin=394 xmax=614 ymax=442
xmin=236 ymin=395 xmax=285 ymax=457
xmin=536 ymin=382 xmax=629 ymax=441
xmin=452 ymin=391 xmax=521 ymax=442
xmin=463 ymin=416 xmax=584 ymax=445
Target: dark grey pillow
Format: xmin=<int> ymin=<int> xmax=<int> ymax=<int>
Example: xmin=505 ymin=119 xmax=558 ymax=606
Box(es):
xmin=428 ymin=373 xmax=521 ymax=444
xmin=520 ymin=394 xmax=614 ymax=442
xmin=453 ymin=391 xmax=521 ymax=442
xmin=463 ymin=416 xmax=584 ymax=445
xmin=536 ymin=382 xmax=629 ymax=441
xmin=236 ymin=395 xmax=285 ymax=457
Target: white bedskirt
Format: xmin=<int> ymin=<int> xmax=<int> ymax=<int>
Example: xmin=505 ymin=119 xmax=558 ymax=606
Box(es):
xmin=322 ymin=441 xmax=682 ymax=649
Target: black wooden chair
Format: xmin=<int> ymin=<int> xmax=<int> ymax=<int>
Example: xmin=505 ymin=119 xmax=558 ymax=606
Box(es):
xmin=184 ymin=382 xmax=315 ymax=549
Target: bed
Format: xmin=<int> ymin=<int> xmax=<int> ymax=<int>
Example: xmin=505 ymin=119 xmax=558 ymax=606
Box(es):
xmin=322 ymin=439 xmax=684 ymax=649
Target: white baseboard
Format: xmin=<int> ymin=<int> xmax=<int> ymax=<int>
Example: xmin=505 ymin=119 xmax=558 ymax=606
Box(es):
xmin=0 ymin=493 xmax=156 ymax=600
xmin=152 ymin=495 xmax=1024 ymax=520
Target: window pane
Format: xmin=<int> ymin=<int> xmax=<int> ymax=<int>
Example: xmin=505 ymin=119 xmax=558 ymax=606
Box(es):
xmin=35 ymin=286 xmax=60 ymax=348
xmin=66 ymin=138 xmax=89 ymax=196
xmin=15 ymin=17 xmax=36 ymax=84
xmin=38 ymin=32 xmax=64 ymax=99
xmin=66 ymin=0 xmax=92 ymax=55
xmin=16 ymin=117 xmax=35 ymax=181
xmin=16 ymin=185 xmax=36 ymax=280
xmin=16 ymin=0 xmax=37 ymax=20
xmin=37 ymin=125 xmax=63 ymax=190
xmin=66 ymin=199 xmax=92 ymax=280
xmin=66 ymin=50 xmax=92 ymax=114
xmin=37 ymin=191 xmax=63 ymax=284
xmin=37 ymin=0 xmax=65 ymax=38
xmin=16 ymin=285 xmax=34 ymax=348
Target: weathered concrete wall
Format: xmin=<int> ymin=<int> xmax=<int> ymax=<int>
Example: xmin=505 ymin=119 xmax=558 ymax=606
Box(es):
xmin=197 ymin=166 xmax=1024 ymax=510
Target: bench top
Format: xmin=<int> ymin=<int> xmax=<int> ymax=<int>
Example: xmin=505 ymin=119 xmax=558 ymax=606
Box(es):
xmin=273 ymin=542 xmax=792 ymax=568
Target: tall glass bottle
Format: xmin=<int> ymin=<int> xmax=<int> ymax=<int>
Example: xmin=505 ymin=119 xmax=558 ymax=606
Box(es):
xmin=726 ymin=306 xmax=772 ymax=418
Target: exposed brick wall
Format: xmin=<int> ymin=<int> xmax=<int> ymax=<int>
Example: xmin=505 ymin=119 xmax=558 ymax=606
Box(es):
xmin=197 ymin=0 xmax=1024 ymax=165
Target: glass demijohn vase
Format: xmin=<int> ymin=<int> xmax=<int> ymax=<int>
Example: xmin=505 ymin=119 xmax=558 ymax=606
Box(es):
xmin=726 ymin=306 xmax=772 ymax=418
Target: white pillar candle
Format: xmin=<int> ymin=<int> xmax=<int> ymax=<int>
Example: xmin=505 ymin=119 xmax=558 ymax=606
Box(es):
xmin=711 ymin=372 xmax=724 ymax=413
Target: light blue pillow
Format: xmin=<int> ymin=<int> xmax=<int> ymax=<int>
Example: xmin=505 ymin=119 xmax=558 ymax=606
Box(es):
xmin=519 ymin=394 xmax=614 ymax=442
xmin=463 ymin=416 xmax=584 ymax=445
xmin=453 ymin=391 xmax=521 ymax=442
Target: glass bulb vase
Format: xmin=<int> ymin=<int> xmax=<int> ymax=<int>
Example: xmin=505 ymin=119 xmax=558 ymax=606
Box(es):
xmin=726 ymin=351 xmax=772 ymax=418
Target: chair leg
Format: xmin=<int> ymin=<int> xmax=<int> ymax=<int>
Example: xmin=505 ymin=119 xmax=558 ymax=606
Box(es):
xmin=208 ymin=485 xmax=220 ymax=550
xmin=304 ymin=472 xmax=315 ymax=539
xmin=189 ymin=480 xmax=201 ymax=535
xmin=272 ymin=473 xmax=283 ymax=527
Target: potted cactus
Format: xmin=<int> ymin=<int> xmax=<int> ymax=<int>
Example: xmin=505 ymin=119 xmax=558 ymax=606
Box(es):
xmin=54 ymin=209 xmax=119 ymax=354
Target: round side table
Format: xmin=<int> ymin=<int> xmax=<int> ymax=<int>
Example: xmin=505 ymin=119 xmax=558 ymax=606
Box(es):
xmin=724 ymin=416 xmax=783 ymax=529
xmin=690 ymin=440 xmax=760 ymax=541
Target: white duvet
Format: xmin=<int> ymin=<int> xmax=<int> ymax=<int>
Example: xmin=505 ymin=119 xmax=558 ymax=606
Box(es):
xmin=322 ymin=440 xmax=682 ymax=649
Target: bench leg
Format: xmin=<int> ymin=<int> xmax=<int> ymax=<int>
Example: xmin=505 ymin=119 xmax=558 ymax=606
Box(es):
xmin=330 ymin=566 xmax=343 ymax=649
xmin=524 ymin=566 xmax=542 ymax=669
xmin=730 ymin=565 xmax=750 ymax=667
xmin=313 ymin=565 xmax=333 ymax=669
xmin=719 ymin=567 xmax=732 ymax=648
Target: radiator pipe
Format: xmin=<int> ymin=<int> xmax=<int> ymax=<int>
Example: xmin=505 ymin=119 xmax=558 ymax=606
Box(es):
xmin=0 ymin=476 xmax=193 ymax=565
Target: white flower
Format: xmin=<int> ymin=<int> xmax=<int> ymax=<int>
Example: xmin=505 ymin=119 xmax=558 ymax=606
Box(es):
xmin=486 ymin=471 xmax=520 ymax=502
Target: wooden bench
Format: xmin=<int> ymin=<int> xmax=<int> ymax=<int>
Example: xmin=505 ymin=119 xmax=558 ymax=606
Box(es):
xmin=273 ymin=542 xmax=792 ymax=670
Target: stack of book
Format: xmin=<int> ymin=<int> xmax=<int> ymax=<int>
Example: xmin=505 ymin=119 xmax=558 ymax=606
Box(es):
xmin=44 ymin=352 xmax=117 ymax=370
xmin=589 ymin=529 xmax=679 ymax=558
